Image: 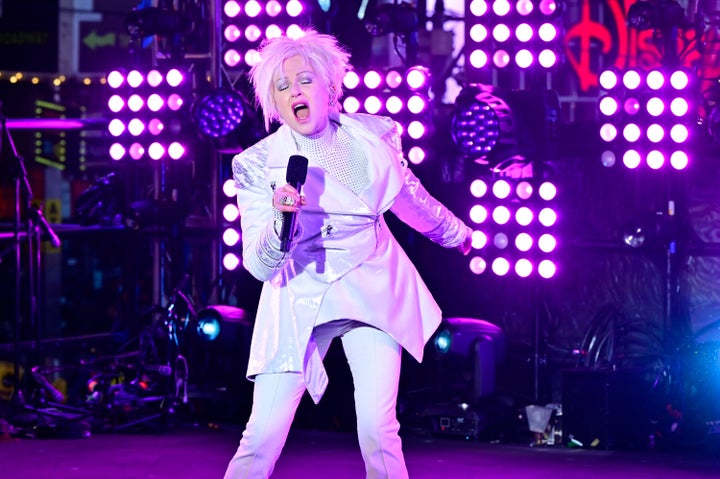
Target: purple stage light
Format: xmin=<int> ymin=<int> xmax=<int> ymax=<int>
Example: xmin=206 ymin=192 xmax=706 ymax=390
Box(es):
xmin=493 ymin=0 xmax=511 ymax=16
xmin=407 ymin=95 xmax=426 ymax=114
xmin=517 ymin=0 xmax=534 ymax=15
xmin=516 ymin=23 xmax=534 ymax=42
xmin=407 ymin=146 xmax=426 ymax=164
xmin=491 ymin=257 xmax=510 ymax=276
xmin=224 ymin=49 xmax=241 ymax=67
xmin=386 ymin=70 xmax=403 ymax=89
xmin=364 ymin=71 xmax=382 ymax=89
xmin=107 ymin=71 xmax=124 ymax=89
xmin=147 ymin=70 xmax=163 ymax=87
xmin=223 ymin=179 xmax=236 ymax=197
xmin=647 ymin=150 xmax=665 ymax=169
xmin=516 ymin=49 xmax=534 ymax=68
xmin=623 ymin=97 xmax=641 ymax=115
xmin=470 ymin=24 xmax=488 ymax=42
xmin=492 ymin=206 xmax=511 ymax=225
xmin=128 ymin=118 xmax=144 ymax=136
xmin=472 ymin=231 xmax=488 ymax=249
xmin=245 ymin=0 xmax=261 ymax=17
xmin=406 ymin=67 xmax=429 ymax=90
xmin=599 ymin=70 xmax=618 ymax=90
xmin=147 ymin=94 xmax=164 ymax=112
xmin=538 ymin=208 xmax=556 ymax=227
xmin=646 ymin=70 xmax=664 ymax=89
xmin=224 ymin=0 xmax=241 ymax=17
xmin=515 ymin=233 xmax=533 ymax=252
xmin=538 ymin=181 xmax=556 ymax=200
xmin=515 ymin=259 xmax=533 ymax=277
xmin=168 ymin=142 xmax=185 ymax=160
xmin=538 ymin=259 xmax=556 ymax=278
xmin=492 ymin=179 xmax=511 ymax=199
xmin=147 ymin=119 xmax=163 ymax=135
xmin=265 ymin=24 xmax=282 ymax=39
xmin=108 ymin=119 xmax=125 ymax=137
xmin=516 ymin=181 xmax=533 ymax=200
xmin=670 ymin=151 xmax=689 ymax=169
xmin=493 ymin=232 xmax=509 ymax=249
xmin=343 ymin=71 xmax=360 ymax=89
xmin=342 ymin=97 xmax=360 ymax=113
xmin=246 ymin=25 xmax=262 ymax=42
xmin=470 ymin=205 xmax=489 ymax=224
xmin=469 ymin=256 xmax=488 ymax=275
xmin=623 ymin=150 xmax=642 ymax=169
xmin=470 ymin=50 xmax=489 ymax=68
xmin=223 ymin=228 xmax=240 ymax=247
xmin=129 ymin=143 xmax=144 ymax=160
xmin=538 ymin=23 xmax=557 ymax=41
xmin=515 ymin=207 xmax=533 ymax=226
xmin=493 ymin=24 xmax=511 ymax=42
xmin=223 ymin=253 xmax=240 ymax=271
xmin=647 ymin=124 xmax=664 ymax=142
xmin=471 ymin=179 xmax=489 ymax=198
xmin=599 ymin=123 xmax=618 ymax=142
xmin=386 ymin=96 xmax=403 ymax=114
xmin=538 ymin=234 xmax=556 ymax=253
xmin=108 ymin=95 xmax=124 ymax=113
xmin=493 ymin=50 xmax=510 ymax=68
xmin=646 ymin=97 xmax=664 ymax=116
xmin=622 ymin=123 xmax=641 ymax=142
xmin=407 ymin=121 xmax=425 ymax=139
xmin=225 ymin=25 xmax=241 ymax=42
xmin=127 ymin=94 xmax=144 ymax=112
xmin=148 ymin=143 xmax=165 ymax=160
xmin=623 ymin=70 xmax=641 ymax=89
xmin=266 ymin=0 xmax=282 ymax=16
xmin=127 ymin=70 xmax=144 ymax=88
xmin=364 ymin=96 xmax=382 ymax=114
xmin=109 ymin=143 xmax=125 ymax=160
xmin=287 ymin=0 xmax=303 ymax=17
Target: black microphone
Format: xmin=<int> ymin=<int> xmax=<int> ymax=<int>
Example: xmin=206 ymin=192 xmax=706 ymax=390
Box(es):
xmin=280 ymin=155 xmax=308 ymax=252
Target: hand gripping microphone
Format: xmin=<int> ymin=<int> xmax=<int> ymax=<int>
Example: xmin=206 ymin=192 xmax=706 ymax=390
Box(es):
xmin=280 ymin=155 xmax=308 ymax=252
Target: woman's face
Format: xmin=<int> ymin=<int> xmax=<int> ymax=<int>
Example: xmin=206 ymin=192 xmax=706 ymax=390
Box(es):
xmin=272 ymin=55 xmax=331 ymax=136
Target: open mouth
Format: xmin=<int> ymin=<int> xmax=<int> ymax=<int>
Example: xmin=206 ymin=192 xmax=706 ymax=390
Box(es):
xmin=293 ymin=102 xmax=309 ymax=120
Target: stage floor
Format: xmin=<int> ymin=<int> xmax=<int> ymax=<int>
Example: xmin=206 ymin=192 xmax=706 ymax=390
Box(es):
xmin=2 ymin=424 xmax=719 ymax=479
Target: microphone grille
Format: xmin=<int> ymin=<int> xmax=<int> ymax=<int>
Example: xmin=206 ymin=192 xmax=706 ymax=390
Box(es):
xmin=286 ymin=155 xmax=309 ymax=185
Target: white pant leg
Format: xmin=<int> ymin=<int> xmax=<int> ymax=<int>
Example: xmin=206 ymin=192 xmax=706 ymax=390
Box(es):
xmin=223 ymin=372 xmax=306 ymax=479
xmin=341 ymin=326 xmax=409 ymax=479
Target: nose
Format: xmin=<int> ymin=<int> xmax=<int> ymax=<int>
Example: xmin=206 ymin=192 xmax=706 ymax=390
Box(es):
xmin=289 ymin=81 xmax=302 ymax=96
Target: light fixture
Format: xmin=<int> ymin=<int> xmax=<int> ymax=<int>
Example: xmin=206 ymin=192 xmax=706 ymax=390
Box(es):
xmin=125 ymin=6 xmax=192 ymax=39
xmin=363 ymin=1 xmax=419 ymax=37
xmin=194 ymin=305 xmax=250 ymax=342
xmin=450 ymin=84 xmax=560 ymax=172
xmin=627 ymin=0 xmax=685 ymax=31
xmin=431 ymin=317 xmax=505 ymax=402
xmin=193 ymin=88 xmax=265 ymax=153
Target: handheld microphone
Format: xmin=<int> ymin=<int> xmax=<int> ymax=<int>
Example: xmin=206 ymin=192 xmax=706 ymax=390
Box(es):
xmin=280 ymin=155 xmax=308 ymax=252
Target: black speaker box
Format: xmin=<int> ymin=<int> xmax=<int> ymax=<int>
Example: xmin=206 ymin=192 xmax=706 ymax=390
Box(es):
xmin=561 ymin=368 xmax=650 ymax=450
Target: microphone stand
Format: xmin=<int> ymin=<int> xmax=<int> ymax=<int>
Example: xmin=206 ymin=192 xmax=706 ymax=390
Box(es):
xmin=1 ymin=106 xmax=61 ymax=412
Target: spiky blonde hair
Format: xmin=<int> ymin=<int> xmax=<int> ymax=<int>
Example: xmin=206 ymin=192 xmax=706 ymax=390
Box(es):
xmin=249 ymin=28 xmax=352 ymax=131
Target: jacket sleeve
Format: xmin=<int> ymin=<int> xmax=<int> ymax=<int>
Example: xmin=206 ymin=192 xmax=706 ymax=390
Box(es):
xmin=383 ymin=127 xmax=472 ymax=249
xmin=232 ymin=142 xmax=294 ymax=282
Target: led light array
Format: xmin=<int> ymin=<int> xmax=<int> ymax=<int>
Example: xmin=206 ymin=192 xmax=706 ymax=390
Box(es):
xmin=221 ymin=178 xmax=242 ymax=272
xmin=465 ymin=0 xmax=562 ymax=73
xmin=342 ymin=66 xmax=432 ymax=165
xmin=597 ymin=68 xmax=693 ymax=170
xmin=106 ymin=67 xmax=192 ymax=161
xmin=222 ymin=0 xmax=309 ymax=70
xmin=467 ymin=177 xmax=558 ymax=279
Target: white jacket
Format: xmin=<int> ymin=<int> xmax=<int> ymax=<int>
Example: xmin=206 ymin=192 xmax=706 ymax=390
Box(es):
xmin=232 ymin=112 xmax=471 ymax=402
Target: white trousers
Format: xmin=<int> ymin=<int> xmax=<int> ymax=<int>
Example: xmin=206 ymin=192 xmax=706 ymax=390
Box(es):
xmin=223 ymin=324 xmax=409 ymax=479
